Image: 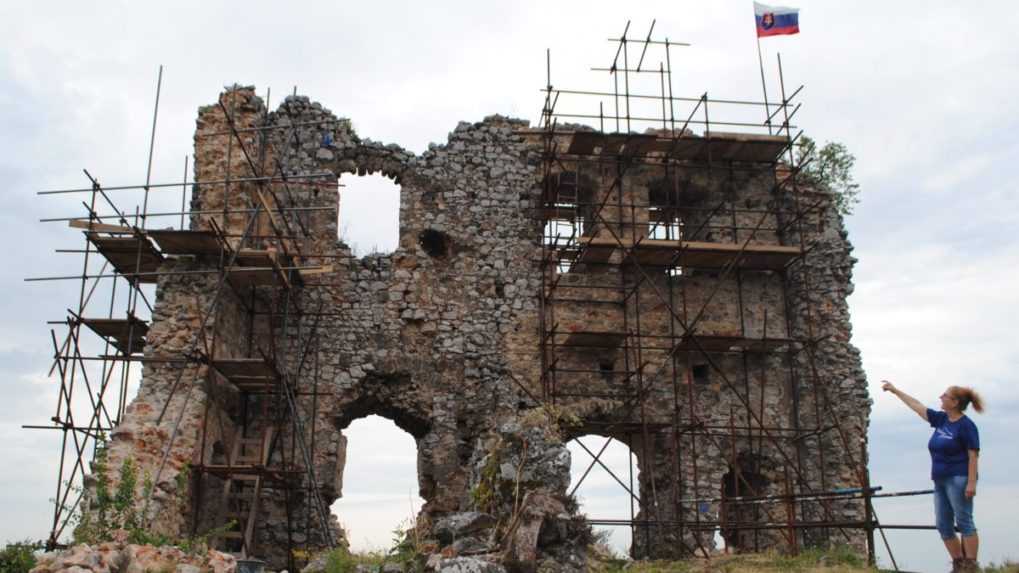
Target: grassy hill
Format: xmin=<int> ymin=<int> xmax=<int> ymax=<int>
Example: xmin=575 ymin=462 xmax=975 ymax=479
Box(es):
xmin=588 ymin=546 xmax=1019 ymax=573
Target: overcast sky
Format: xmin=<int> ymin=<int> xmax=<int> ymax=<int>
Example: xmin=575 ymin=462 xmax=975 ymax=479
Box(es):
xmin=1 ymin=2 xmax=1017 ymax=570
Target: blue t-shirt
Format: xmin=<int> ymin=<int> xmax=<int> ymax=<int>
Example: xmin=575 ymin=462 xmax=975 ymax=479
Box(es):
xmin=927 ymin=408 xmax=980 ymax=479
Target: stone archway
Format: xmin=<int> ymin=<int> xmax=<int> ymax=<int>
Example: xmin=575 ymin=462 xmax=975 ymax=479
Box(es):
xmin=326 ymin=368 xmax=468 ymax=521
xmin=566 ymin=434 xmax=641 ymax=558
xmin=331 ymin=414 xmax=426 ymax=551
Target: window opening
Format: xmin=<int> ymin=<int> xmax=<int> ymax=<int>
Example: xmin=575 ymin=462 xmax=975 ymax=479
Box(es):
xmin=647 ymin=207 xmax=682 ymax=241
xmin=543 ymin=170 xmax=595 ymax=273
xmin=338 ymin=174 xmax=400 ymax=257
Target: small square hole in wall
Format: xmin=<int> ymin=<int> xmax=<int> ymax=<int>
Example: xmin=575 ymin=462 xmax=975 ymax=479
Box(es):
xmin=692 ymin=364 xmax=710 ymax=385
xmin=598 ymin=359 xmax=615 ymax=380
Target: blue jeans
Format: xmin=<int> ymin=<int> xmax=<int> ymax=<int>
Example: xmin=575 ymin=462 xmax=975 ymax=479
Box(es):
xmin=933 ymin=475 xmax=977 ymax=540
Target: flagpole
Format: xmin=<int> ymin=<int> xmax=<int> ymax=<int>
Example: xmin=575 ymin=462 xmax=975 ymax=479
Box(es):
xmin=756 ymin=34 xmax=773 ymax=135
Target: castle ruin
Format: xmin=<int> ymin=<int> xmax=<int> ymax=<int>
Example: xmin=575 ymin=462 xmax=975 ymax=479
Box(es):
xmin=36 ymin=31 xmax=871 ymax=572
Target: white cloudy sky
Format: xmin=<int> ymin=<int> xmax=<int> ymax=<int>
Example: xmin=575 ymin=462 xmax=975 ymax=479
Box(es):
xmin=1 ymin=1 xmax=1017 ymax=570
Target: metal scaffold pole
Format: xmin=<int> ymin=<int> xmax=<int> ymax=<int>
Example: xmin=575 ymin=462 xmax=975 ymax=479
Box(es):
xmin=25 ymin=74 xmax=341 ymax=565
xmin=531 ymin=22 xmax=917 ymax=564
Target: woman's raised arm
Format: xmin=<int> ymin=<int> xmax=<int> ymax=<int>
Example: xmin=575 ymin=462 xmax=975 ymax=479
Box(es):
xmin=881 ymin=380 xmax=928 ymax=421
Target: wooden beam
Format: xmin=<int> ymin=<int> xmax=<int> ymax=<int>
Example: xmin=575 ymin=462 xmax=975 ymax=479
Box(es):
xmin=297 ymin=265 xmax=334 ymax=277
xmin=69 ymin=220 xmax=135 ymax=234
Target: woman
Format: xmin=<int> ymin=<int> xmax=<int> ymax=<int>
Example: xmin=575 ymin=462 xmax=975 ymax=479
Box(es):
xmin=882 ymin=380 xmax=983 ymax=572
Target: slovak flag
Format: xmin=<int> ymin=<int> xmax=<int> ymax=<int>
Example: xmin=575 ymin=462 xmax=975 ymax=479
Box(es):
xmin=754 ymin=2 xmax=800 ymax=37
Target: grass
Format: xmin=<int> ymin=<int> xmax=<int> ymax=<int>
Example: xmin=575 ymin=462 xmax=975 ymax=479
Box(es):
xmin=589 ymin=547 xmax=1019 ymax=573
xmin=982 ymin=562 xmax=1019 ymax=573
xmin=319 ymin=516 xmax=427 ymax=573
xmin=324 ymin=545 xmax=387 ymax=573
xmin=589 ymin=545 xmax=878 ymax=573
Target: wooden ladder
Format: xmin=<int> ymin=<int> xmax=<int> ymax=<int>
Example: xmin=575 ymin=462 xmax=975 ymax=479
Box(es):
xmin=212 ymin=426 xmax=275 ymax=558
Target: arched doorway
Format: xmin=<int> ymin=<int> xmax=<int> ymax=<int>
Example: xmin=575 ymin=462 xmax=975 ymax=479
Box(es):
xmin=720 ymin=457 xmax=770 ymax=553
xmin=330 ymin=415 xmax=426 ymax=552
xmin=566 ymin=435 xmax=641 ymax=558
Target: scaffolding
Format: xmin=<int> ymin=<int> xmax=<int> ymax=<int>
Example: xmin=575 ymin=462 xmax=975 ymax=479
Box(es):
xmin=531 ymin=21 xmax=928 ymax=569
xmin=25 ymin=75 xmax=340 ymax=570
xmin=22 ymin=23 xmax=941 ymax=572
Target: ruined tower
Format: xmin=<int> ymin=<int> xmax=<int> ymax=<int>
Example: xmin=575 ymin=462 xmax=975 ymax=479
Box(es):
xmin=36 ymin=29 xmax=872 ymax=572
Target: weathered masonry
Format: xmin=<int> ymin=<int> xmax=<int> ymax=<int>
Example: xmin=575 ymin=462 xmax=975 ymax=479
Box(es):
xmin=39 ymin=30 xmax=871 ymax=573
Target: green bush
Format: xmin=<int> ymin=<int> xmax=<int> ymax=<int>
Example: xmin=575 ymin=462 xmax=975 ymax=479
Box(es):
xmin=73 ymin=449 xmax=167 ymax=546
xmin=323 ymin=545 xmax=384 ymax=573
xmin=319 ymin=520 xmax=424 ymax=573
xmin=69 ymin=443 xmax=224 ymax=555
xmin=385 ymin=524 xmax=425 ymax=573
xmin=795 ymin=136 xmax=861 ymax=217
xmin=0 ymin=540 xmax=41 ymax=573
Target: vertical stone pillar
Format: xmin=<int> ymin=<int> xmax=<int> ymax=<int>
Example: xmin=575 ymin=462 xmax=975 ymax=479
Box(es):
xmin=101 ymin=260 xmax=223 ymax=538
xmin=193 ymin=86 xmax=271 ymax=245
xmin=100 ymin=86 xmax=281 ymax=541
xmin=780 ymin=185 xmax=870 ymax=551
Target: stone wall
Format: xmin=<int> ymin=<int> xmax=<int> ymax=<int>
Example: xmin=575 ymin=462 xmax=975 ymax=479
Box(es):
xmin=99 ymin=86 xmax=870 ymax=570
